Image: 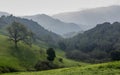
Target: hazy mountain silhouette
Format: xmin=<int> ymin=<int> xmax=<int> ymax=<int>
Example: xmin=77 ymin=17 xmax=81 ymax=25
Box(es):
xmin=53 ymin=5 xmax=120 ymax=30
xmin=24 ymin=14 xmax=82 ymax=35
xmin=0 ymin=11 xmax=9 ymax=17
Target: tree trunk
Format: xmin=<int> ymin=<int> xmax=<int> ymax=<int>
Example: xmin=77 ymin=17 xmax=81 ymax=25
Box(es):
xmin=15 ymin=41 xmax=18 ymax=48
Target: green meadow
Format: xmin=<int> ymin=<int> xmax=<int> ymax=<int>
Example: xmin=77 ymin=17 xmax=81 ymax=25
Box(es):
xmin=0 ymin=35 xmax=85 ymax=73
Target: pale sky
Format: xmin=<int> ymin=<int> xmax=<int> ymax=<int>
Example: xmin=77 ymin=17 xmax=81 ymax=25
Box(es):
xmin=0 ymin=0 xmax=120 ymax=16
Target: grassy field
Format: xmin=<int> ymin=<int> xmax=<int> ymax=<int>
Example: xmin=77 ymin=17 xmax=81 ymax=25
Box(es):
xmin=2 ymin=61 xmax=120 ymax=75
xmin=0 ymin=34 xmax=85 ymax=72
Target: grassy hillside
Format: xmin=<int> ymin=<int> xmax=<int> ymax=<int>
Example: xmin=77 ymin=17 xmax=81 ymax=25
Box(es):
xmin=0 ymin=34 xmax=85 ymax=73
xmin=0 ymin=35 xmax=45 ymax=72
xmin=2 ymin=61 xmax=120 ymax=75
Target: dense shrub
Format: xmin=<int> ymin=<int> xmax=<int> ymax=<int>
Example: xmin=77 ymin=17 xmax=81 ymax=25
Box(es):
xmin=110 ymin=50 xmax=120 ymax=60
xmin=34 ymin=61 xmax=51 ymax=71
xmin=0 ymin=66 xmax=19 ymax=73
xmin=58 ymin=58 xmax=63 ymax=63
xmin=34 ymin=61 xmax=60 ymax=71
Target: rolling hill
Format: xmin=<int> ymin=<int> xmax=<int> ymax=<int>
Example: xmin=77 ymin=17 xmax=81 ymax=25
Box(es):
xmin=23 ymin=14 xmax=82 ymax=36
xmin=0 ymin=15 xmax=62 ymax=46
xmin=53 ymin=5 xmax=120 ymax=30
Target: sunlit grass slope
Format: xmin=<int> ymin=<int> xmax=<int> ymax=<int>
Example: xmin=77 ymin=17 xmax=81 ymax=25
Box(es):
xmin=2 ymin=61 xmax=120 ymax=75
xmin=0 ymin=35 xmax=85 ymax=72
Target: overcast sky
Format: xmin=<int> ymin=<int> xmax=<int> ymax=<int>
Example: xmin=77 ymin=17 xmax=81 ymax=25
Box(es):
xmin=0 ymin=0 xmax=120 ymax=16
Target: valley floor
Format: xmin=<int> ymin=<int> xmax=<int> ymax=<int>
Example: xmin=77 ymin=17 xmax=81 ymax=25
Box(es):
xmin=2 ymin=61 xmax=120 ymax=75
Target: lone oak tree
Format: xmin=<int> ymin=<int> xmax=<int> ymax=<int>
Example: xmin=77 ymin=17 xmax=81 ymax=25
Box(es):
xmin=7 ymin=21 xmax=33 ymax=48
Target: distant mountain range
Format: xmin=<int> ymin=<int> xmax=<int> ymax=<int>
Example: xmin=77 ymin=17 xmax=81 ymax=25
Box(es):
xmin=53 ymin=5 xmax=120 ymax=30
xmin=23 ymin=14 xmax=82 ymax=36
xmin=1 ymin=5 xmax=120 ymax=36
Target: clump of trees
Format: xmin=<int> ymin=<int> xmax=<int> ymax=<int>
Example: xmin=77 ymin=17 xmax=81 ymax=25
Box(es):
xmin=66 ymin=50 xmax=89 ymax=62
xmin=34 ymin=60 xmax=60 ymax=71
xmin=34 ymin=48 xmax=63 ymax=71
xmin=34 ymin=61 xmax=51 ymax=71
xmin=7 ymin=21 xmax=34 ymax=48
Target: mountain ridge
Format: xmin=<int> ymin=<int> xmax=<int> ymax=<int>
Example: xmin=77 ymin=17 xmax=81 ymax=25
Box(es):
xmin=23 ymin=14 xmax=82 ymax=36
xmin=53 ymin=5 xmax=120 ymax=30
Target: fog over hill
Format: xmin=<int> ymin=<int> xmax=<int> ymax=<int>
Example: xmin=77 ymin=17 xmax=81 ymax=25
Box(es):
xmin=23 ymin=14 xmax=82 ymax=36
xmin=53 ymin=5 xmax=120 ymax=30
xmin=0 ymin=11 xmax=9 ymax=17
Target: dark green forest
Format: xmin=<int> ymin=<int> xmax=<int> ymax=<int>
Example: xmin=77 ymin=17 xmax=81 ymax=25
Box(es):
xmin=59 ymin=22 xmax=120 ymax=63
